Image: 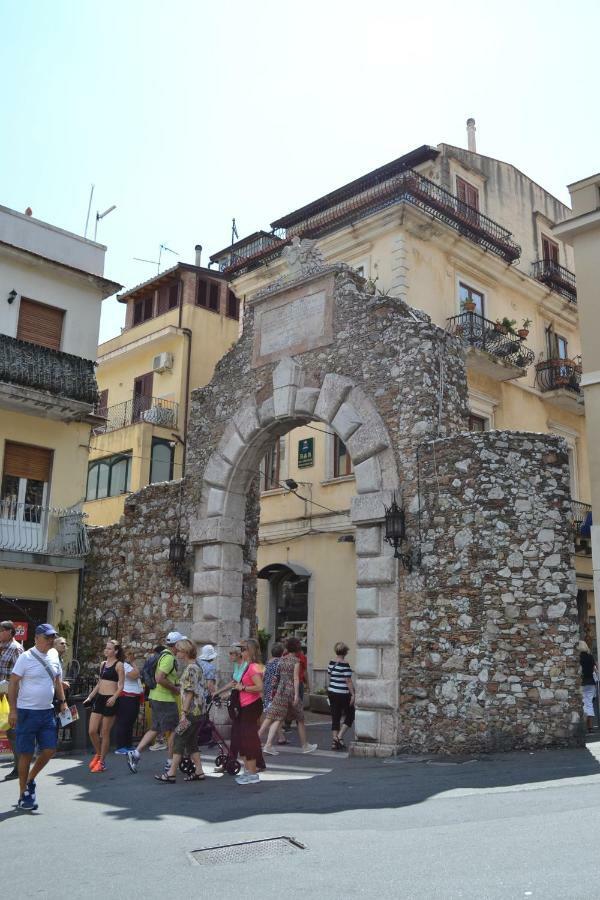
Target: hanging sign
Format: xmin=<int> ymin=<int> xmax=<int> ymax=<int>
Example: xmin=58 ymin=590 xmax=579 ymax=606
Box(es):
xmin=297 ymin=437 xmax=314 ymax=469
xmin=14 ymin=622 xmax=28 ymax=642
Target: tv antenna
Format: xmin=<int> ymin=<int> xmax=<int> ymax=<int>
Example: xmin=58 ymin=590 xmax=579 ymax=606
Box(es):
xmin=84 ymin=184 xmax=94 ymax=238
xmin=133 ymin=243 xmax=179 ymax=275
xmin=94 ymin=203 xmax=117 ymax=241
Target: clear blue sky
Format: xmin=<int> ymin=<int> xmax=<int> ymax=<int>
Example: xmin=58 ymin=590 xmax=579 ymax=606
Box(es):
xmin=2 ymin=0 xmax=598 ymax=343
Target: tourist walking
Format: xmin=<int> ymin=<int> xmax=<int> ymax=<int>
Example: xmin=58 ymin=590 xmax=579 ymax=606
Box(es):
xmin=578 ymin=640 xmax=597 ymax=733
xmin=7 ymin=623 xmax=67 ymax=811
xmin=197 ymin=644 xmax=217 ymax=697
xmin=114 ymin=648 xmax=144 ymax=754
xmin=231 ymin=638 xmax=265 ymax=784
xmin=327 ymin=641 xmax=355 ymax=750
xmin=262 ymin=637 xmax=317 ymax=756
xmin=84 ymin=639 xmax=125 ymax=772
xmin=155 ymin=639 xmax=207 ymax=783
xmin=258 ymin=641 xmax=284 ymax=744
xmin=127 ymin=631 xmax=184 ymax=773
xmin=0 ymin=620 xmax=24 ymax=781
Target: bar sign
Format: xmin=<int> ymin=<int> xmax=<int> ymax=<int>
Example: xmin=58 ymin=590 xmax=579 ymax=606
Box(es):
xmin=298 ymin=437 xmax=314 ymax=469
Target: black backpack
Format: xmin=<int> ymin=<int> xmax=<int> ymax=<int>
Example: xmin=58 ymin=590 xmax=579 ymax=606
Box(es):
xmin=141 ymin=650 xmax=175 ymax=693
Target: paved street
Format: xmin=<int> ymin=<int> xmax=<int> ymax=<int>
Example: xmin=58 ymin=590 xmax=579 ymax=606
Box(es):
xmin=3 ymin=720 xmax=600 ymax=899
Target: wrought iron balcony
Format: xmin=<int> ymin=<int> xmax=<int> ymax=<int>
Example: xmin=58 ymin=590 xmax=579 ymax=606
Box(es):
xmin=0 ymin=333 xmax=98 ymax=406
xmin=222 ymin=168 xmax=521 ymax=276
xmin=532 ymin=259 xmax=577 ymax=304
xmin=446 ymin=312 xmax=535 ymax=371
xmin=93 ymin=395 xmax=178 ymax=434
xmin=0 ymin=502 xmax=89 ymax=558
xmin=572 ymin=500 xmax=592 ymax=537
xmin=535 ymin=358 xmax=582 ymax=394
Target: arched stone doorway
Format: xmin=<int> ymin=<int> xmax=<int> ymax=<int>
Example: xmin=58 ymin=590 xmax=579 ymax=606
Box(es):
xmin=257 ymin=561 xmax=311 ymax=656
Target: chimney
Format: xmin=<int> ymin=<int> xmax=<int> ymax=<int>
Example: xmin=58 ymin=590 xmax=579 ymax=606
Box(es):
xmin=194 ymin=244 xmax=202 ymax=267
xmin=466 ymin=118 xmax=476 ymax=153
xmin=25 ymin=207 xmax=33 ymax=217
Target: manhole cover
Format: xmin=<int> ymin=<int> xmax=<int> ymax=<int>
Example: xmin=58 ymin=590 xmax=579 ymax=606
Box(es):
xmin=190 ymin=836 xmax=305 ymax=866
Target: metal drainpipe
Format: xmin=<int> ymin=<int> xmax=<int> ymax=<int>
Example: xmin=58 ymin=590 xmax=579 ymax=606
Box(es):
xmin=176 ymin=277 xmax=191 ymax=476
xmin=73 ymin=565 xmax=85 ymax=661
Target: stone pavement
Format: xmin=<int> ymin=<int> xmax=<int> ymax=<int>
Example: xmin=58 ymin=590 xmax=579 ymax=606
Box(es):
xmin=4 ymin=725 xmax=600 ymax=899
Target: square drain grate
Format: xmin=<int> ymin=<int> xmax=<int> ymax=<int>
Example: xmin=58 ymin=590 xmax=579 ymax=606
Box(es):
xmin=190 ymin=836 xmax=305 ymax=866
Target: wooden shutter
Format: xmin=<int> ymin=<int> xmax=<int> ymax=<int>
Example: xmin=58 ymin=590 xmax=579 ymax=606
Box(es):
xmin=17 ymin=298 xmax=64 ymax=350
xmin=456 ymin=176 xmax=479 ymax=210
xmin=196 ymin=278 xmax=208 ymax=307
xmin=209 ymin=282 xmax=219 ymax=311
xmin=227 ymin=290 xmax=239 ymax=319
xmin=3 ymin=441 xmax=53 ymax=482
xmin=168 ymin=283 xmax=179 ymax=309
xmin=134 ymin=372 xmax=153 ymax=397
xmin=542 ymin=236 xmax=559 ymax=263
xmin=96 ymin=389 xmax=109 ymax=417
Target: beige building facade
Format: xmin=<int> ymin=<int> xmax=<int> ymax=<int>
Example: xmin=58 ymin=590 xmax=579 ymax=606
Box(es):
xmin=555 ymin=173 xmax=600 ymax=652
xmin=210 ymin=138 xmax=594 ymax=683
xmin=0 ymin=205 xmax=120 ymax=646
xmin=84 ymin=257 xmax=240 ymax=526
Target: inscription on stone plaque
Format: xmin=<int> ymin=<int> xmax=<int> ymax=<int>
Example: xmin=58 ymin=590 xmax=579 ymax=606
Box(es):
xmin=259 ymin=290 xmax=327 ymax=359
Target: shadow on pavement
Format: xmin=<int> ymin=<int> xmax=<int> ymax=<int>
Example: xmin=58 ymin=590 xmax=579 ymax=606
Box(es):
xmin=6 ymin=735 xmax=599 ymax=825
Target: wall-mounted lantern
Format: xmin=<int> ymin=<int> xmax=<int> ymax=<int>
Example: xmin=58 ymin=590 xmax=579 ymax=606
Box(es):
xmin=169 ymin=532 xmax=189 ymax=585
xmin=384 ymin=494 xmax=415 ymax=572
xmin=98 ymin=609 xmax=119 ymax=640
xmin=7 ymin=289 xmax=17 ymax=304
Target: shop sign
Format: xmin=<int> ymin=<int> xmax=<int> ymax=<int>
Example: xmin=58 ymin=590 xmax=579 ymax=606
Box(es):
xmin=297 ymin=437 xmax=314 ymax=469
xmin=14 ymin=622 xmax=28 ymax=642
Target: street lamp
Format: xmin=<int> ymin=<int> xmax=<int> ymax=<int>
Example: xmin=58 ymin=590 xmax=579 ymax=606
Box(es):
xmin=169 ymin=532 xmax=189 ymax=585
xmin=384 ymin=494 xmax=415 ymax=572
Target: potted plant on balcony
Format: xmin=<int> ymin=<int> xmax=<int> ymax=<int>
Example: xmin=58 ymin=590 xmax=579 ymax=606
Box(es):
xmin=494 ymin=317 xmax=516 ymax=336
xmin=461 ymin=298 xmax=477 ymax=313
xmin=518 ymin=318 xmax=532 ymax=340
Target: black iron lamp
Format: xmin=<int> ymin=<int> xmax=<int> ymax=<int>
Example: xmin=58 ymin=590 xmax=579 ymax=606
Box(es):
xmin=169 ymin=531 xmax=189 ymax=585
xmin=98 ymin=609 xmax=119 ymax=640
xmin=7 ymin=289 xmax=17 ymax=304
xmin=384 ymin=494 xmax=414 ymax=572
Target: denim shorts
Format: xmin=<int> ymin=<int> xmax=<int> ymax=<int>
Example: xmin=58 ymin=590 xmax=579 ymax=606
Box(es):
xmin=15 ymin=708 xmax=58 ymax=754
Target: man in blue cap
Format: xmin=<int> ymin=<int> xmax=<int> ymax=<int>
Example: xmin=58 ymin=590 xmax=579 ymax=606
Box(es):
xmin=7 ymin=624 xmax=67 ymax=811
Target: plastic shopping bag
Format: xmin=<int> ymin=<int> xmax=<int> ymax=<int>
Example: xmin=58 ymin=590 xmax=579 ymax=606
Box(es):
xmin=0 ymin=694 xmax=10 ymax=733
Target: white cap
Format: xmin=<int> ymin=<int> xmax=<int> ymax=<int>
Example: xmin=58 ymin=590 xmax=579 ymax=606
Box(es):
xmin=198 ymin=644 xmax=217 ymax=661
xmin=165 ymin=631 xmax=186 ymax=645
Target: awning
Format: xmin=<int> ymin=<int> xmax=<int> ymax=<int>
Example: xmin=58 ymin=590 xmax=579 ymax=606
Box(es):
xmin=257 ymin=562 xmax=311 ymax=580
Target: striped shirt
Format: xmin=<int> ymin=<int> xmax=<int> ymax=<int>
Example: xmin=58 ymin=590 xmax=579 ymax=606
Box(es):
xmin=327 ymin=660 xmax=352 ymax=694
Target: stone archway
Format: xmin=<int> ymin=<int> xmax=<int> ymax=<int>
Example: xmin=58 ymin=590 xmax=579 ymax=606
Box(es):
xmin=183 ymin=249 xmax=580 ymax=756
xmin=190 ymin=355 xmax=402 ymax=752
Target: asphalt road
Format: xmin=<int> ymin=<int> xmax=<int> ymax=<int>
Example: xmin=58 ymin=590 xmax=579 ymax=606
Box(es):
xmin=3 ymin=722 xmax=600 ymax=899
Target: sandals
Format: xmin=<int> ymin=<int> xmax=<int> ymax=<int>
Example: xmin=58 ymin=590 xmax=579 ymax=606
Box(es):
xmin=154 ymin=773 xmax=176 ymax=783
xmin=184 ymin=773 xmax=206 ymax=782
xmin=332 ymin=738 xmax=346 ymax=751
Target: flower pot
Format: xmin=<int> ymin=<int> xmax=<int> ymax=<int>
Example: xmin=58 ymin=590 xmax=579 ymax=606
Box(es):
xmin=517 ymin=329 xmax=529 ymax=340
xmin=463 ymin=302 xmax=476 ymax=313
xmin=309 ymin=693 xmax=330 ymax=714
xmin=494 ymin=324 xmax=507 ymax=335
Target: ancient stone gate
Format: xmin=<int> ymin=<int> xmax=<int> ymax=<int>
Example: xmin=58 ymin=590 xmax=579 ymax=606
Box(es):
xmin=182 ymin=250 xmax=581 ymax=755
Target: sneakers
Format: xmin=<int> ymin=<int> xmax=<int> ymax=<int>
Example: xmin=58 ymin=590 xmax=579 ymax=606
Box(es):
xmin=235 ymin=772 xmax=260 ymax=785
xmin=127 ymin=749 xmax=140 ymax=773
xmin=114 ymin=747 xmax=129 ymax=755
xmin=91 ymin=759 xmax=106 ymax=773
xmin=149 ymin=739 xmax=167 ymax=752
xmin=88 ymin=754 xmax=100 ymax=771
xmin=262 ymin=745 xmax=279 ymax=756
xmin=18 ymin=780 xmax=38 ymax=812
xmin=302 ymin=743 xmax=318 ymax=754
xmin=3 ymin=768 xmax=19 ymax=781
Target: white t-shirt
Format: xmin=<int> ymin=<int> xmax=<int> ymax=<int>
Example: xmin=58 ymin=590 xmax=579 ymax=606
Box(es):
xmin=12 ymin=648 xmax=61 ymax=710
xmin=123 ymin=661 xmax=143 ymax=694
xmin=47 ymin=647 xmax=64 ymax=679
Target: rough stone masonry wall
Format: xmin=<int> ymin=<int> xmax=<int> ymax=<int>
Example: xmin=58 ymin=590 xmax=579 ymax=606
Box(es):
xmin=398 ymin=430 xmax=581 ymax=753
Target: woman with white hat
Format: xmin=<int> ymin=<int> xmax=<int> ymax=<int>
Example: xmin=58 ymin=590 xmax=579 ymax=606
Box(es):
xmin=197 ymin=644 xmax=217 ymax=697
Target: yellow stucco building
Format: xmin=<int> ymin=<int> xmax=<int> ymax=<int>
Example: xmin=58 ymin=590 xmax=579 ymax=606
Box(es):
xmin=210 ymin=133 xmax=594 ymax=685
xmin=0 ymin=204 xmax=120 ymax=646
xmin=83 ymin=255 xmax=240 ymax=526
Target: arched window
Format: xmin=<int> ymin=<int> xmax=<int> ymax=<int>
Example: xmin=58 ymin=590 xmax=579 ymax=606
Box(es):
xmin=150 ymin=438 xmax=174 ymax=484
xmin=86 ymin=453 xmax=131 ymax=500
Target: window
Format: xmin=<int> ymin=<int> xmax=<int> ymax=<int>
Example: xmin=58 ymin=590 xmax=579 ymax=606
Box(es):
xmin=196 ymin=278 xmax=208 ymax=307
xmin=86 ymin=453 xmax=132 ymax=501
xmin=459 ymin=282 xmax=484 ymax=317
xmin=209 ymin=282 xmax=219 ymax=312
xmin=133 ymin=372 xmax=153 ymax=421
xmin=226 ymin=290 xmax=240 ymax=320
xmin=333 ymin=435 xmax=353 ymax=478
xmin=1 ymin=441 xmax=52 ymax=521
xmin=468 ymin=413 xmax=488 ymax=432
xmin=157 ymin=283 xmax=179 ymax=315
xmin=133 ymin=295 xmax=154 ymax=325
xmin=150 ymin=438 xmax=174 ymax=484
xmin=17 ymin=298 xmax=64 ymax=351
xmin=456 ymin=176 xmax=479 ymax=210
xmin=542 ymin=235 xmax=559 ymax=264
xmin=262 ymin=441 xmax=281 ymax=491
xmin=547 ymin=328 xmax=568 ymax=360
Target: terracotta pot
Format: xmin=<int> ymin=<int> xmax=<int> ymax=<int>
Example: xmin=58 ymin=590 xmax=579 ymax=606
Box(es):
xmin=463 ymin=302 xmax=476 ymax=313
xmin=517 ymin=329 xmax=529 ymax=340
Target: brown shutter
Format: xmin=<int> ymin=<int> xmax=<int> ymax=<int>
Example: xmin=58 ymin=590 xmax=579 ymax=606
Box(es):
xmin=196 ymin=278 xmax=207 ymax=307
xmin=3 ymin=442 xmax=53 ymax=482
xmin=17 ymin=298 xmax=64 ymax=350
xmin=96 ymin=389 xmax=109 ymax=416
xmin=209 ymin=282 xmax=219 ymax=311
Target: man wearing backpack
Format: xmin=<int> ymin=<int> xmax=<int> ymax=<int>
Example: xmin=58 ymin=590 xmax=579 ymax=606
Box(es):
xmin=127 ymin=632 xmax=184 ymax=774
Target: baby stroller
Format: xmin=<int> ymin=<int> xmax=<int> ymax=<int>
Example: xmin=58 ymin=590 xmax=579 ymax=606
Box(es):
xmin=179 ymin=695 xmax=241 ymax=777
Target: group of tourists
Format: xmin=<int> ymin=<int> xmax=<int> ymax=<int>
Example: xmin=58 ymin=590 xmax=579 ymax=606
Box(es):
xmin=1 ymin=618 xmax=357 ymax=808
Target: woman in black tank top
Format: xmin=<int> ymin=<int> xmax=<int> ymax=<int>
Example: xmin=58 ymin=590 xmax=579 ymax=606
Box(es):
xmin=84 ymin=639 xmax=125 ymax=772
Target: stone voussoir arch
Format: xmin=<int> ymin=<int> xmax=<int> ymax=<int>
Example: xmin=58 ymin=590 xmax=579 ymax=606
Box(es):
xmin=189 ymin=355 xmax=402 ymax=753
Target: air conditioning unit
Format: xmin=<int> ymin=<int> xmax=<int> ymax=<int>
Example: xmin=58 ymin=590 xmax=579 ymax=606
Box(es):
xmin=152 ymin=352 xmax=173 ymax=373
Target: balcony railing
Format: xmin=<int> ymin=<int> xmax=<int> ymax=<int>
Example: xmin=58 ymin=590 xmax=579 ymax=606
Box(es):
xmin=0 ymin=503 xmax=89 ymax=557
xmin=446 ymin=312 xmax=535 ymax=369
xmin=532 ymin=259 xmax=577 ymax=304
xmin=222 ymin=168 xmax=521 ymax=276
xmin=0 ymin=333 xmax=98 ymax=406
xmin=572 ymin=500 xmax=592 ymax=545
xmin=535 ymin=358 xmax=582 ymax=394
xmin=94 ymin=395 xmax=178 ymax=434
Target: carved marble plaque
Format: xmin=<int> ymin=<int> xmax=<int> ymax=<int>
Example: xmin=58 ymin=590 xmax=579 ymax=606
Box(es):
xmin=252 ymin=275 xmax=334 ymax=366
